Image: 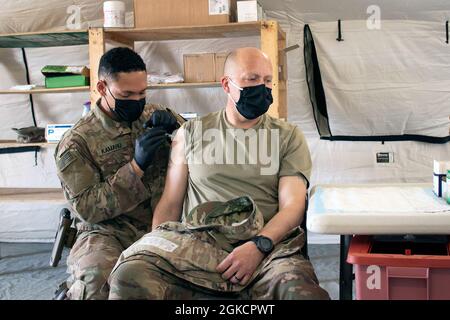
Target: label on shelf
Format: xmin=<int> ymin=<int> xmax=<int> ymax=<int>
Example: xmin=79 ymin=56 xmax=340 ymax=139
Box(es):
xmin=46 ymin=124 xmax=74 ymax=143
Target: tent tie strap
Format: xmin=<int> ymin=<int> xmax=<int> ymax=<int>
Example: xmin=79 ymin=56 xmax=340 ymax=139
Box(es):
xmin=446 ymin=20 xmax=449 ymax=44
xmin=336 ymin=19 xmax=344 ymax=42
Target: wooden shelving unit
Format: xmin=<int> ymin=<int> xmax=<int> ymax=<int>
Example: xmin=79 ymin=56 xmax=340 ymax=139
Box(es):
xmin=94 ymin=20 xmax=287 ymax=118
xmin=0 ymin=21 xmax=287 ymax=118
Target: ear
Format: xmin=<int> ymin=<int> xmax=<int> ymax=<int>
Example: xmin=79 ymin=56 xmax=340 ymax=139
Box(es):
xmin=97 ymin=80 xmax=107 ymax=97
xmin=221 ymin=76 xmax=231 ymax=94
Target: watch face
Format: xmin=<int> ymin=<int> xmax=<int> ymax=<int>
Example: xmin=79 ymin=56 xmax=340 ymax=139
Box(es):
xmin=259 ymin=237 xmax=273 ymax=252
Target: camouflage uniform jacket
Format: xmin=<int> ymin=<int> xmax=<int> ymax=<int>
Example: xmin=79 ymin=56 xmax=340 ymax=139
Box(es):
xmin=54 ymin=100 xmax=184 ymax=237
xmin=113 ymin=196 xmax=305 ymax=292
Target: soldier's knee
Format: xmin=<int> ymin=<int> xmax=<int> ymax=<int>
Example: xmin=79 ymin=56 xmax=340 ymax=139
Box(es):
xmin=250 ymin=258 xmax=331 ymax=300
xmin=108 ymin=259 xmax=164 ymax=300
xmin=67 ymin=266 xmax=111 ymax=300
xmin=109 ymin=259 xmax=154 ymax=285
xmin=67 ymin=278 xmax=109 ymax=300
xmin=281 ymin=280 xmax=330 ymax=300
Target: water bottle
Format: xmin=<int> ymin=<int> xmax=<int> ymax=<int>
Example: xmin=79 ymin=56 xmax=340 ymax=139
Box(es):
xmin=82 ymin=101 xmax=91 ymax=117
xmin=447 ymin=170 xmax=450 ymax=204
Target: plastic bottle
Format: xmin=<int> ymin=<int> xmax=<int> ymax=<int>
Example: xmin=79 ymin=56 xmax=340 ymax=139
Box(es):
xmin=447 ymin=170 xmax=450 ymax=204
xmin=82 ymin=101 xmax=91 ymax=117
xmin=104 ymin=1 xmax=125 ymax=28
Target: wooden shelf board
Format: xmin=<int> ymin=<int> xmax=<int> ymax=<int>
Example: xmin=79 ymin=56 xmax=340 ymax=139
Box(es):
xmin=147 ymin=82 xmax=221 ymax=89
xmin=0 ymin=30 xmax=89 ymax=48
xmin=0 ymin=86 xmax=90 ymax=94
xmin=0 ymin=140 xmax=56 ymax=149
xmin=0 ymin=188 xmax=65 ymax=201
xmin=105 ymin=21 xmax=263 ymax=42
xmin=0 ymin=83 xmax=221 ymax=94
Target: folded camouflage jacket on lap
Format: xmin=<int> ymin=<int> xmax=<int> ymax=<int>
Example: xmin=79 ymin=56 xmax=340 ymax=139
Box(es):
xmin=112 ymin=196 xmax=304 ymax=292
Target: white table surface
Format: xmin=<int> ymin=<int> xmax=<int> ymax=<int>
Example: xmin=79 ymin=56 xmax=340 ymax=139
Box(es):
xmin=307 ymin=183 xmax=450 ymax=235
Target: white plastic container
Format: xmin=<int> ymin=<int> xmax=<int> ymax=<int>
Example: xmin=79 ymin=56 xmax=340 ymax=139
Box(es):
xmin=104 ymin=1 xmax=125 ymax=28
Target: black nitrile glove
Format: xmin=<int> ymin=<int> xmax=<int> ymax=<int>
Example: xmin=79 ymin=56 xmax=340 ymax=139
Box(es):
xmin=134 ymin=127 xmax=167 ymax=171
xmin=144 ymin=110 xmax=180 ymax=134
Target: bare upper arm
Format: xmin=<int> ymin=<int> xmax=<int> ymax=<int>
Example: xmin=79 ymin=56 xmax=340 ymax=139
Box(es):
xmin=160 ymin=127 xmax=189 ymax=210
xmin=278 ymin=175 xmax=307 ymax=212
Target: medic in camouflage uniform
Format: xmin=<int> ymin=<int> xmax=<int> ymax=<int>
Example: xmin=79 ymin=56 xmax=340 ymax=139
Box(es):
xmin=54 ymin=47 xmax=183 ymax=300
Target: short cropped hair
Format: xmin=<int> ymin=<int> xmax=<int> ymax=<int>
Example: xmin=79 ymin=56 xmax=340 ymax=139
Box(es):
xmin=98 ymin=47 xmax=146 ymax=80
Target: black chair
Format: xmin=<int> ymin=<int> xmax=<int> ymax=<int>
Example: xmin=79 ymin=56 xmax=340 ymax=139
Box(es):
xmin=300 ymin=195 xmax=310 ymax=260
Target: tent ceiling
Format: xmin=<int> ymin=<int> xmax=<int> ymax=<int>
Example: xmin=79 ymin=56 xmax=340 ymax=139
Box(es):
xmin=259 ymin=0 xmax=450 ymax=22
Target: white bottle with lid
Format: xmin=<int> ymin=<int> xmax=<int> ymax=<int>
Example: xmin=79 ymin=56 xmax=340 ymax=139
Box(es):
xmin=104 ymin=1 xmax=125 ymax=28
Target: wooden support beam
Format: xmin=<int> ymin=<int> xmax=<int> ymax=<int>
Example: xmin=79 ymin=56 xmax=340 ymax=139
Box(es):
xmin=261 ymin=21 xmax=287 ymax=119
xmin=278 ymin=36 xmax=288 ymax=121
xmin=88 ymin=28 xmax=105 ymax=105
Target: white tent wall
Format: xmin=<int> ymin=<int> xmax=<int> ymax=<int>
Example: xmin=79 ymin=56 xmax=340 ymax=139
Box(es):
xmin=0 ymin=0 xmax=449 ymax=243
xmin=309 ymin=20 xmax=450 ymax=137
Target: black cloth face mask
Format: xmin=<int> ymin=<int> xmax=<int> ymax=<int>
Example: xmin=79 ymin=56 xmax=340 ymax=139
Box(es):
xmin=105 ymin=85 xmax=146 ymax=123
xmin=228 ymin=78 xmax=273 ymax=120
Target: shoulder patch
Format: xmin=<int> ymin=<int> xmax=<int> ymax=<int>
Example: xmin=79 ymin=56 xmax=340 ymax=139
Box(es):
xmin=57 ymin=149 xmax=79 ymax=172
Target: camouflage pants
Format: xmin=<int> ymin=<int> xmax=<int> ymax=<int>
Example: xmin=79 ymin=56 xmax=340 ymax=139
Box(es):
xmin=66 ymin=230 xmax=137 ymax=300
xmin=108 ymin=254 xmax=330 ymax=300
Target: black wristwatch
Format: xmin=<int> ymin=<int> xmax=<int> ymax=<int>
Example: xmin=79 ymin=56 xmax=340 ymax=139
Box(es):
xmin=251 ymin=235 xmax=274 ymax=255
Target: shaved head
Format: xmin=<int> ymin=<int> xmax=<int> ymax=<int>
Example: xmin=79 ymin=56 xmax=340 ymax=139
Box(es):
xmin=221 ymin=47 xmax=274 ymax=126
xmin=223 ymin=47 xmax=272 ymax=77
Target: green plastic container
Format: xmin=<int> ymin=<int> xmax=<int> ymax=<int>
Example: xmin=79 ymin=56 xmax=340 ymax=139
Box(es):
xmin=45 ymin=75 xmax=89 ymax=88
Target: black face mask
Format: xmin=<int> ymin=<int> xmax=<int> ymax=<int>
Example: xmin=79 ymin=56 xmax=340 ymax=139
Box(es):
xmin=105 ymin=86 xmax=145 ymax=123
xmin=229 ymin=79 xmax=273 ymax=120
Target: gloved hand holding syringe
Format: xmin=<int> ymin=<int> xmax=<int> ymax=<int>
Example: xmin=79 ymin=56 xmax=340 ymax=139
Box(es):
xmin=133 ymin=110 xmax=180 ymax=171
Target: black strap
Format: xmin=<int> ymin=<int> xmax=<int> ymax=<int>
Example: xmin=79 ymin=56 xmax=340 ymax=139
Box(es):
xmin=0 ymin=146 xmax=41 ymax=155
xmin=21 ymin=48 xmax=37 ymax=127
xmin=321 ymin=134 xmax=450 ymax=144
xmin=336 ymin=19 xmax=344 ymax=42
xmin=446 ymin=21 xmax=449 ymax=44
xmin=304 ymin=24 xmax=333 ymax=138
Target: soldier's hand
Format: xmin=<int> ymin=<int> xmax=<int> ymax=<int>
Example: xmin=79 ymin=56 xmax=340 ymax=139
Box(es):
xmin=216 ymin=241 xmax=265 ymax=286
xmin=144 ymin=110 xmax=180 ymax=134
xmin=134 ymin=127 xmax=167 ymax=171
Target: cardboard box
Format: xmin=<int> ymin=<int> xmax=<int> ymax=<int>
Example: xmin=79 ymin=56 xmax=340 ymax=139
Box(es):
xmin=46 ymin=124 xmax=74 ymax=143
xmin=184 ymin=53 xmax=216 ymax=83
xmin=215 ymin=52 xmax=228 ymax=81
xmin=134 ymin=0 xmax=237 ymax=28
xmin=237 ymin=0 xmax=265 ymax=22
xmin=45 ymin=75 xmax=90 ymax=89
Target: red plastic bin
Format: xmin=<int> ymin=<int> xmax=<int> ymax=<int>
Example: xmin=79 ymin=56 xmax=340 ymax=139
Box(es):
xmin=347 ymin=235 xmax=450 ymax=300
